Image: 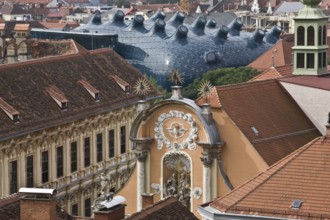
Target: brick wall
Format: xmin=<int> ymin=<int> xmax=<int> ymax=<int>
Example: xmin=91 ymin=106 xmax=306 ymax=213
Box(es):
xmin=20 ymin=197 xmax=56 ymax=220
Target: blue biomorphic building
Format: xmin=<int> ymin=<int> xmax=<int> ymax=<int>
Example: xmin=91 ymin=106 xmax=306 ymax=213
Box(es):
xmin=31 ymin=10 xmax=282 ymax=88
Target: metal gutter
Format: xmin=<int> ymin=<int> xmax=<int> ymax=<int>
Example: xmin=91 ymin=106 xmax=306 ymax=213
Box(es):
xmin=197 ymin=205 xmax=299 ymax=220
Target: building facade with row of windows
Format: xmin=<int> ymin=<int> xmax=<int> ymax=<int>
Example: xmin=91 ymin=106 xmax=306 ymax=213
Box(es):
xmin=0 ymin=42 xmax=160 ymax=217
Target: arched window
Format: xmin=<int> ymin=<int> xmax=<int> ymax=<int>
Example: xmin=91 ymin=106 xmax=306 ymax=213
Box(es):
xmin=307 ymin=26 xmax=314 ymax=46
xmin=297 ymin=26 xmax=305 ymax=46
xmin=323 ymin=25 xmax=327 ymax=45
xmin=318 ymin=26 xmax=322 ymax=45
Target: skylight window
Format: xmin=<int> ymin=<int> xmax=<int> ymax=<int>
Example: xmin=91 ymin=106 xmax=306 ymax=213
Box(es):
xmin=46 ymin=86 xmax=68 ymax=110
xmin=250 ymin=126 xmax=259 ymax=137
xmin=0 ymin=98 xmax=20 ymax=123
xmin=78 ymin=80 xmax=100 ymax=101
xmin=291 ymin=199 xmax=303 ymax=209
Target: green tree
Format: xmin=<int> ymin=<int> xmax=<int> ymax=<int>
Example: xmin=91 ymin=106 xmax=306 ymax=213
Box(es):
xmin=183 ymin=67 xmax=261 ymax=100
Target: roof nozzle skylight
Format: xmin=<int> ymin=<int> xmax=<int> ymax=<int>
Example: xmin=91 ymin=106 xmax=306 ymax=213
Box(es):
xmin=291 ymin=199 xmax=303 ymax=209
xmin=78 ymin=80 xmax=100 ymax=101
xmin=111 ymin=75 xmax=130 ymax=93
xmin=0 ymin=98 xmax=20 ymax=123
xmin=250 ymin=126 xmax=259 ymax=137
xmin=46 ymin=86 xmax=69 ymax=110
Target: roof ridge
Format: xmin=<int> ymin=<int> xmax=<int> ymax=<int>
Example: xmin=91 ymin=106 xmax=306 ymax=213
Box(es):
xmin=0 ymin=50 xmax=82 ymax=71
xmin=127 ymin=196 xmax=177 ymax=219
xmin=214 ymin=137 xmax=321 ymax=211
xmin=216 ymin=78 xmax=277 ymax=91
xmin=0 ymin=193 xmax=20 ymax=206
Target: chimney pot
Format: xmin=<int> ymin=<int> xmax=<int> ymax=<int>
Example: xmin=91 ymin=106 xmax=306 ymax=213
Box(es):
xmin=141 ymin=193 xmax=154 ymax=208
xmin=171 ymin=86 xmax=183 ymax=99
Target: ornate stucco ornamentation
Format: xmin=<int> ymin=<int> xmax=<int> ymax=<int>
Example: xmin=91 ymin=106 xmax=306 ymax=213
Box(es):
xmin=151 ymin=183 xmax=161 ymax=194
xmin=200 ymin=152 xmax=213 ymax=167
xmin=154 ymin=110 xmax=199 ymax=150
xmin=193 ymin=187 xmax=203 ymax=199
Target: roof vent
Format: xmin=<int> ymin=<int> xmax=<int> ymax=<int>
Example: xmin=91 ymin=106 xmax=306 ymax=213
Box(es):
xmin=46 ymin=86 xmax=68 ymax=110
xmin=78 ymin=80 xmax=100 ymax=101
xmin=111 ymin=75 xmax=130 ymax=93
xmin=250 ymin=126 xmax=259 ymax=136
xmin=0 ymin=98 xmax=20 ymax=123
xmin=291 ymin=199 xmax=303 ymax=209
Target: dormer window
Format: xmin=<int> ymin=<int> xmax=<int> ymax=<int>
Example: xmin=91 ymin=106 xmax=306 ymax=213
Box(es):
xmin=78 ymin=80 xmax=100 ymax=101
xmin=46 ymin=86 xmax=69 ymax=110
xmin=0 ymin=98 xmax=20 ymax=123
xmin=111 ymin=75 xmax=130 ymax=93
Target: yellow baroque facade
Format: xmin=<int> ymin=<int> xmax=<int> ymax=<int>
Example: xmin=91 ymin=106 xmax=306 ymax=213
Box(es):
xmin=0 ymin=101 xmax=140 ymax=216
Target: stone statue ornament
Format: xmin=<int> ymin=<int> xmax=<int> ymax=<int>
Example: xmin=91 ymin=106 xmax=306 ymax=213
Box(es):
xmin=91 ymin=173 xmax=113 ymax=211
xmin=91 ymin=192 xmax=114 ymax=211
xmin=99 ymin=172 xmax=110 ymax=195
xmin=163 ymin=171 xmax=191 ymax=207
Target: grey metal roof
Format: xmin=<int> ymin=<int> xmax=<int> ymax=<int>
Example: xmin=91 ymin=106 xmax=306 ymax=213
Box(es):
xmin=273 ymin=2 xmax=304 ymax=15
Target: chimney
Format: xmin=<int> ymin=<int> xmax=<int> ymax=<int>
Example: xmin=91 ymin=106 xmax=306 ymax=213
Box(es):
xmin=93 ymin=195 xmax=127 ymax=220
xmin=171 ymin=86 xmax=183 ymax=99
xmin=141 ymin=193 xmax=154 ymax=208
xmin=137 ymin=100 xmax=148 ymax=112
xmin=94 ymin=204 xmax=126 ymax=220
xmin=19 ymin=188 xmax=57 ymax=220
xmin=202 ymin=103 xmax=213 ymax=123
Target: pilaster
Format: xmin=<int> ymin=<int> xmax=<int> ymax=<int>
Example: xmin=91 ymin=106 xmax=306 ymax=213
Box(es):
xmin=131 ymin=137 xmax=153 ymax=211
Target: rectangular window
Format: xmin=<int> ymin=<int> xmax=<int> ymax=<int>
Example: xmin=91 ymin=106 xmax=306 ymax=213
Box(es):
xmin=10 ymin=160 xmax=18 ymax=194
xmin=297 ymin=53 xmax=305 ymax=68
xmin=84 ymin=137 xmax=90 ymax=167
xmin=307 ymin=53 xmax=314 ymax=68
xmin=26 ymin=155 xmax=33 ymax=187
xmin=71 ymin=142 xmax=77 ymax=172
xmin=72 ymin=203 xmax=78 ymax=216
xmin=120 ymin=126 xmax=126 ymax=154
xmin=84 ymin=198 xmax=91 ymax=217
xmin=323 ymin=52 xmax=327 ymax=67
xmin=97 ymin=133 xmax=103 ymax=162
xmin=57 ymin=146 xmax=63 ymax=178
xmin=41 ymin=151 xmax=49 ymax=183
xmin=318 ymin=53 xmax=322 ymax=68
xmin=109 ymin=129 xmax=115 ymax=158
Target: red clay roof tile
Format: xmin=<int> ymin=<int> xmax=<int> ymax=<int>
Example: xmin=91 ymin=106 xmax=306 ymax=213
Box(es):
xmin=214 ymin=79 xmax=320 ymax=165
xmin=209 ymin=136 xmax=330 ymax=219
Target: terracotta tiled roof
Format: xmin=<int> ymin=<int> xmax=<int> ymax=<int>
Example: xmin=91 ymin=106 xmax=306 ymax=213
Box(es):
xmin=248 ymin=35 xmax=294 ymax=71
xmin=0 ymin=23 xmax=6 ymax=30
xmin=136 ymin=4 xmax=181 ymax=13
xmin=0 ymin=193 xmax=74 ymax=220
xmin=250 ymin=64 xmax=293 ymax=81
xmin=0 ymin=42 xmax=160 ymax=141
xmin=64 ymin=0 xmax=90 ymax=3
xmin=14 ymin=23 xmax=30 ymax=31
xmin=126 ymin=196 xmax=199 ymax=220
xmin=209 ymin=136 xmax=330 ymax=219
xmin=195 ymin=87 xmax=221 ymax=108
xmin=5 ymin=0 xmax=51 ymax=3
xmin=279 ymin=74 xmax=330 ymax=91
xmin=214 ymin=79 xmax=320 ymax=165
xmin=39 ymin=21 xmax=68 ymax=29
